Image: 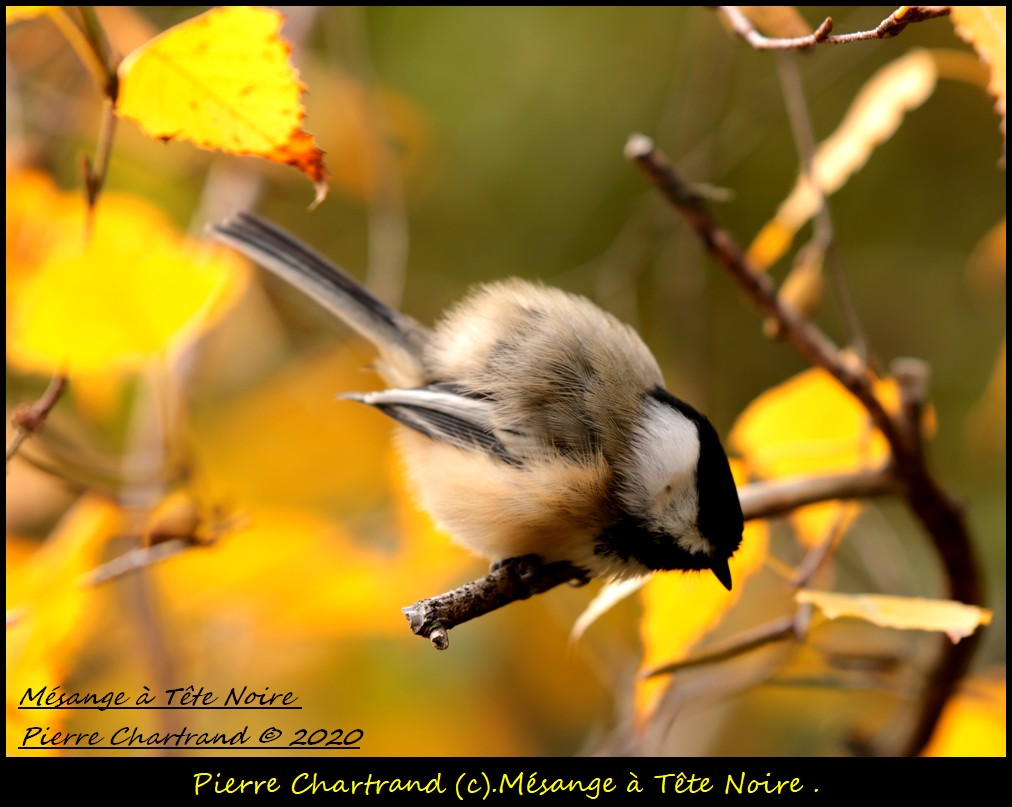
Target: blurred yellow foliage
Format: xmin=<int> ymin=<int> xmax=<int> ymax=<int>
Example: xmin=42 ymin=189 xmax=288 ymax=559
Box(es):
xmin=732 ymin=369 xmax=891 ymax=476
xmin=6 ymin=170 xmax=247 ymax=375
xmin=117 ymin=6 xmax=327 ymax=194
xmin=156 ymin=498 xmax=472 ymax=641
xmin=949 ymin=7 xmax=1007 ymax=149
xmin=191 ymin=345 xmax=391 ymax=513
xmin=6 ymin=496 xmax=116 ymax=755
xmin=730 ymin=366 xmax=933 ymax=546
xmin=5 ymin=6 xmax=52 ymax=25
xmin=922 ymin=674 xmax=1006 ymax=756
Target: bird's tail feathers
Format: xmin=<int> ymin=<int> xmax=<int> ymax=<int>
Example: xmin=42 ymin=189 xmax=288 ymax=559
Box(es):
xmin=211 ymin=212 xmax=429 ymax=382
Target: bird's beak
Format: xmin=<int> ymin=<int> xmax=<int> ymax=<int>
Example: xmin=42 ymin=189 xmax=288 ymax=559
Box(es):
xmin=711 ymin=557 xmax=733 ymax=591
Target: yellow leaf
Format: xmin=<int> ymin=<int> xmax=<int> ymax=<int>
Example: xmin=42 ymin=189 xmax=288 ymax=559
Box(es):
xmin=635 ymin=461 xmax=770 ymax=720
xmin=730 ymin=366 xmax=890 ymax=474
xmin=796 ymin=590 xmax=992 ymax=643
xmin=950 ymin=7 xmax=1007 ymax=151
xmin=729 ymin=367 xmax=930 ymax=546
xmin=117 ymin=6 xmax=327 ymax=199
xmin=6 ymin=170 xmax=247 ymax=375
xmin=922 ymin=674 xmax=1006 ymax=756
xmin=570 ymin=576 xmax=649 ymax=645
xmin=748 ymin=49 xmax=938 ymax=269
xmin=6 ymin=497 xmax=116 ymax=755
xmin=763 ymin=248 xmax=824 ymax=339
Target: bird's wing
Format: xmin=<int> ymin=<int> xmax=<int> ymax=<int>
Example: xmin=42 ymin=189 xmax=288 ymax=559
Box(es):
xmin=342 ymin=384 xmax=522 ymax=465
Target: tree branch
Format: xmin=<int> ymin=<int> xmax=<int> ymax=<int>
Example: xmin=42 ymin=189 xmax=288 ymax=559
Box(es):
xmin=717 ymin=6 xmax=951 ymax=51
xmin=49 ymin=7 xmax=119 ymax=220
xmin=402 ymin=556 xmax=591 ymax=649
xmin=624 ymin=134 xmax=984 ymax=756
xmin=738 ymin=466 xmax=899 ymax=521
xmin=643 ymin=614 xmax=800 ymax=677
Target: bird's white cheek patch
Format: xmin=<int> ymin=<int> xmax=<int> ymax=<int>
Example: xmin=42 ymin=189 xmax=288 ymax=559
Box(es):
xmin=629 ymin=398 xmax=700 ymax=504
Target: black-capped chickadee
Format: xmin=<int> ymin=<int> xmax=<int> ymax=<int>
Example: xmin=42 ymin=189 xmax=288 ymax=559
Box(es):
xmin=212 ymin=214 xmax=744 ymax=589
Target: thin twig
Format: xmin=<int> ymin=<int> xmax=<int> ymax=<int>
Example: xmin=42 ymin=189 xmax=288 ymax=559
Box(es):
xmin=791 ymin=505 xmax=855 ymax=588
xmin=718 ymin=6 xmax=951 ymax=51
xmin=77 ymin=6 xmax=117 ymax=95
xmin=775 ymin=51 xmax=868 ymax=359
xmin=738 ymin=465 xmax=898 ymax=520
xmin=331 ymin=7 xmax=410 ymax=308
xmin=891 ymin=357 xmax=931 ymax=465
xmin=82 ymin=98 xmax=119 ymax=220
xmin=84 ymin=539 xmax=196 ymax=586
xmin=84 ymin=509 xmax=246 ymax=586
xmin=644 ymin=615 xmax=800 ymax=677
xmin=49 ymin=7 xmax=119 ymax=219
xmin=49 ymin=7 xmax=113 ymax=93
xmin=7 ymin=375 xmax=69 ymax=472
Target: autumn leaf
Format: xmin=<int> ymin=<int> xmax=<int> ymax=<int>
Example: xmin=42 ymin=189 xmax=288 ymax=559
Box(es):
xmin=6 ymin=170 xmax=247 ymax=376
xmin=117 ymin=6 xmax=327 ymax=202
xmin=749 ymin=49 xmax=938 ymax=269
xmin=732 ymin=368 xmax=891 ymax=473
xmin=570 ymin=575 xmax=649 ymax=645
xmin=763 ymin=246 xmax=824 ymax=339
xmin=729 ymin=367 xmax=933 ymax=546
xmin=797 ymin=590 xmax=993 ymax=643
xmin=6 ymin=496 xmax=116 ymax=755
xmin=950 ymin=6 xmax=1007 ymax=153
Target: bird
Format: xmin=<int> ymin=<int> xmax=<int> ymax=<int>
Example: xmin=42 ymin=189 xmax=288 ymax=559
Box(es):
xmin=211 ymin=212 xmax=743 ymax=589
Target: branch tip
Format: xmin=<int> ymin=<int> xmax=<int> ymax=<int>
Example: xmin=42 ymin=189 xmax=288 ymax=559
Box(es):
xmin=891 ymin=357 xmax=931 ymax=405
xmin=429 ymin=626 xmax=450 ymax=650
xmin=624 ymin=133 xmax=654 ymax=161
xmin=813 ymin=17 xmax=833 ymax=41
